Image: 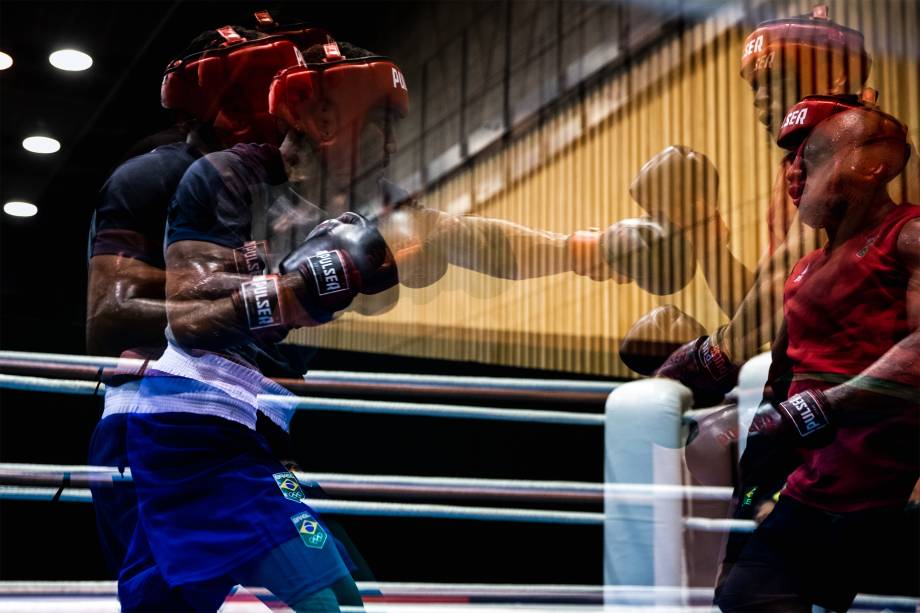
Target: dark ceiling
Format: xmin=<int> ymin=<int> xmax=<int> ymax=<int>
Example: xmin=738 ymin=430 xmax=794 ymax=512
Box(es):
xmin=0 ymin=0 xmax=417 ymax=353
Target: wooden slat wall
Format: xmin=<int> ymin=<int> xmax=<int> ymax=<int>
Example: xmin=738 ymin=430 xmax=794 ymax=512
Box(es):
xmin=291 ymin=0 xmax=920 ymax=377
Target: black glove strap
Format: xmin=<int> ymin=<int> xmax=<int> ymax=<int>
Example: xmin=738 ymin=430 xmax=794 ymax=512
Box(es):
xmin=778 ymin=389 xmax=832 ymax=438
xmin=239 ymin=275 xmax=284 ymax=330
xmin=302 ymin=249 xmax=352 ymax=297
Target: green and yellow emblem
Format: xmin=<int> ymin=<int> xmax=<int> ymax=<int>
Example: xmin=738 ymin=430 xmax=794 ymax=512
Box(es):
xmin=290 ymin=511 xmax=328 ymax=549
xmin=273 ymin=471 xmax=305 ymax=502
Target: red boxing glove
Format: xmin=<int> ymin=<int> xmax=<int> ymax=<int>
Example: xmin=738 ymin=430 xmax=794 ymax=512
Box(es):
xmin=655 ymin=335 xmax=739 ymax=406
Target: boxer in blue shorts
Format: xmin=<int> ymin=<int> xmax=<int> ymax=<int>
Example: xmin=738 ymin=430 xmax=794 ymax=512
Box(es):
xmin=85 ymin=16 xmax=367 ymax=611
xmin=127 ymin=33 xmax=675 ymax=609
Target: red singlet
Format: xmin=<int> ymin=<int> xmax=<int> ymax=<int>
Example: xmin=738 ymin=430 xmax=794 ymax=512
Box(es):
xmin=782 ymin=203 xmax=920 ymax=512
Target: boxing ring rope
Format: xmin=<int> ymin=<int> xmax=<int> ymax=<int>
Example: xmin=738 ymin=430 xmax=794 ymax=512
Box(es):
xmin=0 ymin=350 xmax=616 ymax=405
xmin=5 ymin=350 xmax=915 ymax=610
xmin=0 ymin=486 xmax=610 ymax=524
xmin=0 ymin=582 xmax=914 ymax=612
xmin=0 ymin=371 xmax=606 ymax=424
xmin=0 ymin=463 xmax=735 ymax=503
xmin=0 ymin=484 xmax=751 ymax=532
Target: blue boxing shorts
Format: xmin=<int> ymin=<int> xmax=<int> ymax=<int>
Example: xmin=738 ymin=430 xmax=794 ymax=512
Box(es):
xmin=119 ymin=380 xmax=350 ymax=610
xmin=90 ymin=385 xmax=195 ymax=611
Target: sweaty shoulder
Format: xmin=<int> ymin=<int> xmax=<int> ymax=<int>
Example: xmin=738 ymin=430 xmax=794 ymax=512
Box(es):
xmin=896 ymin=207 xmax=920 ymax=263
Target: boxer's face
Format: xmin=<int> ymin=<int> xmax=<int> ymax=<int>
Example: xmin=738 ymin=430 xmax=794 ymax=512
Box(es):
xmin=280 ymin=107 xmax=399 ymax=214
xmin=350 ymin=107 xmax=398 ymax=205
xmin=320 ymin=107 xmax=398 ymax=214
xmin=793 ymin=111 xmax=895 ymax=227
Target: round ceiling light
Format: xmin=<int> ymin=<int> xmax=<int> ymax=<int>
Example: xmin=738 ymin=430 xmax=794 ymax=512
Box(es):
xmin=22 ymin=136 xmax=61 ymax=154
xmin=49 ymin=49 xmax=93 ymax=71
xmin=4 ymin=201 xmax=38 ymax=218
xmin=0 ymin=51 xmax=12 ymax=71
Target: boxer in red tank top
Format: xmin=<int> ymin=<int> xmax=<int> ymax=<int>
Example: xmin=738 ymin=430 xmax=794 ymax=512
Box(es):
xmin=716 ymin=94 xmax=919 ymax=611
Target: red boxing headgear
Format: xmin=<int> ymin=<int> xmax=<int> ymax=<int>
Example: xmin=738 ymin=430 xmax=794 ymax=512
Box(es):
xmin=268 ymin=41 xmax=409 ymax=168
xmin=776 ymin=90 xmax=907 ymax=208
xmin=740 ymin=5 xmax=869 ymax=92
xmin=161 ymin=17 xmax=329 ymax=146
xmin=776 ymin=90 xmax=906 ymax=151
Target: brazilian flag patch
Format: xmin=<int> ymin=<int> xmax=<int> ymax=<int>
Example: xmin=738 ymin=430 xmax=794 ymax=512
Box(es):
xmin=273 ymin=471 xmax=305 ymax=502
xmin=290 ymin=511 xmax=328 ymax=549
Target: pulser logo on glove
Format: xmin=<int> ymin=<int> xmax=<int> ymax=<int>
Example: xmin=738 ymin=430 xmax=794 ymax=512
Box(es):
xmin=306 ymin=250 xmax=350 ymax=296
xmin=234 ymin=241 xmax=271 ymax=275
xmin=699 ymin=337 xmax=733 ymax=381
xmin=239 ymin=275 xmax=283 ymax=329
xmin=779 ymin=390 xmax=831 ymax=437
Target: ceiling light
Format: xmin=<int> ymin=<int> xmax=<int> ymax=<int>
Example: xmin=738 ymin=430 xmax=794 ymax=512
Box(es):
xmin=22 ymin=136 xmax=61 ymax=154
xmin=0 ymin=51 xmax=12 ymax=70
xmin=4 ymin=201 xmax=38 ymax=218
xmin=49 ymin=49 xmax=92 ymax=71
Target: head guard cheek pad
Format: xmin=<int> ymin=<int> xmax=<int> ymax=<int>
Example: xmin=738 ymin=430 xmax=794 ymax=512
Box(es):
xmin=161 ymin=23 xmax=330 ymax=145
xmin=268 ymin=42 xmax=409 ymax=164
xmin=740 ymin=5 xmax=870 ymax=90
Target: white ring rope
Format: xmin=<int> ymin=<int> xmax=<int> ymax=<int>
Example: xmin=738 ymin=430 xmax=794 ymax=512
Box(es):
xmin=0 ymin=463 xmax=734 ymax=502
xmin=306 ymin=370 xmax=618 ymax=393
xmin=0 ymin=487 xmax=603 ymax=524
xmin=0 ymin=373 xmax=604 ymax=425
xmin=0 ymin=581 xmax=914 ymax=612
xmin=259 ymin=394 xmax=605 ymax=425
xmin=0 ymin=351 xmax=128 ymax=368
xmin=0 ymin=374 xmax=102 ymax=395
xmin=0 ymin=350 xmax=617 ymax=393
xmin=0 ymin=486 xmax=754 ymax=531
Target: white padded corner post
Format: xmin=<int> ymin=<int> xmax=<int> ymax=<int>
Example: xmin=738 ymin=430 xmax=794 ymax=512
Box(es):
xmin=735 ymin=352 xmax=772 ymax=457
xmin=604 ymin=378 xmax=693 ymax=594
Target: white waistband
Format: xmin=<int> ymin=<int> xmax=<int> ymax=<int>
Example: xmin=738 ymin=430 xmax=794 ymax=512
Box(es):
xmin=103 ymin=343 xmax=295 ymax=431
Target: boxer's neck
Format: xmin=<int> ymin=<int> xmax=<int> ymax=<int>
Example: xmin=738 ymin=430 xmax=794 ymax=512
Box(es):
xmin=825 ymin=192 xmax=896 ymax=247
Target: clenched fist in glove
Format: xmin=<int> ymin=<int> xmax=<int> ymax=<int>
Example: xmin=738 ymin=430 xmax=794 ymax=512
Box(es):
xmin=381 ymin=208 xmax=450 ymax=289
xmin=629 ymin=145 xmax=720 ymax=232
xmin=567 ymin=229 xmax=624 ymax=282
xmin=602 ymin=217 xmax=696 ymax=295
xmin=619 ymin=305 xmax=707 ymax=375
xmin=232 ymin=213 xmax=398 ymax=333
xmin=655 ymin=332 xmax=739 ymax=406
xmin=748 ymin=389 xmax=835 ymax=448
xmin=280 ymin=212 xmax=398 ymax=321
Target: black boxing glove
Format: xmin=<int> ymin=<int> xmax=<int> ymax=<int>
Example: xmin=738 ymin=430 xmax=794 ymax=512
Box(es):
xmin=620 ymin=305 xmax=707 ymax=375
xmin=655 ymin=334 xmax=739 ymax=406
xmin=748 ymin=389 xmax=835 ymax=448
xmin=279 ymin=213 xmax=398 ymax=323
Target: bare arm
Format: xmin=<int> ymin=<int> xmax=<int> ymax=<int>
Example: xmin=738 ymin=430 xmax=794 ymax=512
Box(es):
xmin=431 ymin=213 xmax=572 ymax=280
xmin=165 ymin=240 xmax=297 ymax=351
xmin=715 ymin=216 xmax=819 ymax=364
xmin=86 ymin=254 xmax=167 ymax=356
xmin=688 ymin=215 xmax=756 ymax=316
xmin=378 ymin=207 xmax=595 ymax=282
